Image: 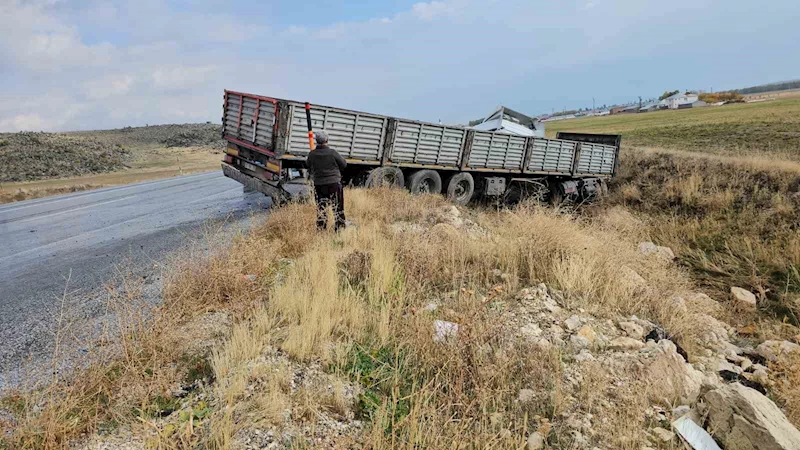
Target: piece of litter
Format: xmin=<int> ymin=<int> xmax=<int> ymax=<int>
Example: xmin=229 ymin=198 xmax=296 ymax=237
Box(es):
xmin=672 ymin=416 xmax=721 ymax=450
xmin=241 ymin=274 xmax=257 ymax=282
xmin=433 ymin=320 xmax=459 ymax=343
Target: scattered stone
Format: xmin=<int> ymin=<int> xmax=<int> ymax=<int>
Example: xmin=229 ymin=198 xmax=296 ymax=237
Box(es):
xmin=575 ymin=350 xmax=595 ymax=362
xmin=618 ymin=321 xmax=645 ymax=340
xmin=738 ymin=323 xmax=759 ymax=336
xmin=570 ymin=335 xmax=591 ymax=350
xmin=752 ymin=363 xmax=769 ymax=372
xmin=705 ymin=383 xmax=800 ymax=450
xmin=651 ymin=427 xmax=675 ymax=442
xmin=646 ymin=340 xmax=706 ymax=404
xmin=672 ymin=405 xmax=691 ymax=419
xmin=740 ymin=358 xmax=753 ymax=372
xmin=752 ymin=368 xmax=770 ymax=386
xmin=428 ymin=223 xmax=460 ymax=241
xmin=730 ymin=286 xmax=757 ymax=308
xmin=517 ymin=389 xmax=536 ymax=404
xmin=526 ymin=431 xmax=545 ymax=450
xmin=521 ymin=323 xmax=543 ymax=338
xmin=756 ymin=340 xmax=800 ymax=363
xmin=424 ymin=302 xmax=439 ymax=312
xmin=564 ymin=315 xmax=582 ymax=332
xmin=609 ymin=336 xmax=646 ymax=352
xmin=242 ymin=274 xmax=257 ymax=282
xmin=638 ymin=241 xmax=676 ymax=262
xmin=433 ymin=320 xmax=459 ymax=343
xmin=577 ymin=325 xmax=597 ymax=345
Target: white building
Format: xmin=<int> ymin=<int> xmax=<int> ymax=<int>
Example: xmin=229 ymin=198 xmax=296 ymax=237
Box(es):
xmin=660 ymin=93 xmax=699 ymax=110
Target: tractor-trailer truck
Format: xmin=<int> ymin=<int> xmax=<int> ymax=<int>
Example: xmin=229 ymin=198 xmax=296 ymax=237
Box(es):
xmin=219 ymin=90 xmax=621 ymax=205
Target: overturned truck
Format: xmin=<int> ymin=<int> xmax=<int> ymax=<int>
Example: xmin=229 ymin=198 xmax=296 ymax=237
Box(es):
xmin=220 ymin=90 xmax=621 ymax=205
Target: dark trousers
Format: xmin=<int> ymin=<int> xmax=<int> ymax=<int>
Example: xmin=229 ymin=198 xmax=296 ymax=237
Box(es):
xmin=314 ymin=183 xmax=346 ymax=231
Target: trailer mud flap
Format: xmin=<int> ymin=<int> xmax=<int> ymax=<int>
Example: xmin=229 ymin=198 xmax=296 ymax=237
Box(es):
xmin=221 ymin=163 xmax=290 ymax=204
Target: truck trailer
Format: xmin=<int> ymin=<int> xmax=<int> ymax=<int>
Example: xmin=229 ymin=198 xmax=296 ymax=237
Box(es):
xmin=219 ymin=90 xmax=621 ymax=205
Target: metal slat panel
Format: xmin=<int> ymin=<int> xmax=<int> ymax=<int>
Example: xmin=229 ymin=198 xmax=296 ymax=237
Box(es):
xmin=390 ymin=120 xmax=464 ymax=166
xmin=527 ymin=138 xmax=576 ymax=173
xmin=467 ymin=131 xmax=525 ymax=169
xmin=576 ymin=143 xmax=616 ymax=175
xmin=285 ymin=103 xmax=387 ymax=159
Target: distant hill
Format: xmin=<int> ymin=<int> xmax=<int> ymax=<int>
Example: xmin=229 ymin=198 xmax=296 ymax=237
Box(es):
xmin=733 ymin=80 xmax=800 ymax=95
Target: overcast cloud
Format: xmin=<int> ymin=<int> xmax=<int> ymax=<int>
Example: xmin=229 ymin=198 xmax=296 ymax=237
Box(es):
xmin=1 ymin=0 xmax=799 ymax=131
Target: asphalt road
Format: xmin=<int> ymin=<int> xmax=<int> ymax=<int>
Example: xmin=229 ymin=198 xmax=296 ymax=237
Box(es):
xmin=0 ymin=170 xmax=274 ymax=390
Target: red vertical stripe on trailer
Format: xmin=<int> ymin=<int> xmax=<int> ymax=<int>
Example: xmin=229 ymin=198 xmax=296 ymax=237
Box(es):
xmin=253 ymin=99 xmax=260 ymax=143
xmin=236 ymin=94 xmax=244 ymax=136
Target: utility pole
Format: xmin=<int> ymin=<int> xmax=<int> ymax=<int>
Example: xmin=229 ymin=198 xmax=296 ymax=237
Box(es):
xmin=592 ymin=97 xmax=596 ymax=111
xmin=638 ymin=96 xmax=643 ymax=110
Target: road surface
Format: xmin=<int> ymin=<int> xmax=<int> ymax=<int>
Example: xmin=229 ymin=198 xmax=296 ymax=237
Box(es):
xmin=0 ymin=171 xmax=274 ymax=390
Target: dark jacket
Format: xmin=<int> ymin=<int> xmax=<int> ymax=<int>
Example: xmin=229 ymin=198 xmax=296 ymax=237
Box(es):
xmin=306 ymin=144 xmax=347 ymax=185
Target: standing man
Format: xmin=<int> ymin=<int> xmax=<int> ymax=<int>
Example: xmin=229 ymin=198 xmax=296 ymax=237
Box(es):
xmin=306 ymin=130 xmax=347 ymax=231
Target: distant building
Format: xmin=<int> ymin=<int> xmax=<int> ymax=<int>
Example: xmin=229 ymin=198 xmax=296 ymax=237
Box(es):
xmin=661 ymin=93 xmax=699 ymax=109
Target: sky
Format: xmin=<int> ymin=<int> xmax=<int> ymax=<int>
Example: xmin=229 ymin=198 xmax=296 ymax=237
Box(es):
xmin=1 ymin=0 xmax=799 ymax=132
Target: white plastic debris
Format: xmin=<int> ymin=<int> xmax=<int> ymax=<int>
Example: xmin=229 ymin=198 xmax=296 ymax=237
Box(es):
xmin=433 ymin=320 xmax=459 ymax=343
xmin=672 ymin=416 xmax=722 ymax=450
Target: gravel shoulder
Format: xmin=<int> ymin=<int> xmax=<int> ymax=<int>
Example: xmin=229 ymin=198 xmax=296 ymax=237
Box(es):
xmin=0 ymin=172 xmax=272 ymax=392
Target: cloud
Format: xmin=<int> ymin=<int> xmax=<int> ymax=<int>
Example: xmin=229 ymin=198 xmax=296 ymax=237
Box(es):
xmin=411 ymin=1 xmax=453 ymax=20
xmin=1 ymin=0 xmax=799 ymax=132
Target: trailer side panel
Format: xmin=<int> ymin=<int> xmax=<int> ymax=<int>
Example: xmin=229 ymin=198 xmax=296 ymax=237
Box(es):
xmin=389 ymin=120 xmax=465 ymax=166
xmin=467 ymin=131 xmax=526 ymax=170
xmin=526 ymin=138 xmax=576 ymax=174
xmin=285 ymin=102 xmax=388 ymax=161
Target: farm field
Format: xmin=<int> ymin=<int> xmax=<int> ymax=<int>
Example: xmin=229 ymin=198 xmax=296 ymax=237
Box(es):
xmin=546 ymin=97 xmax=800 ymax=157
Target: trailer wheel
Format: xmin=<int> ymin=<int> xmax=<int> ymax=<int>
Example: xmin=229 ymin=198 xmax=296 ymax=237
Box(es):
xmin=365 ymin=167 xmax=404 ymax=189
xmin=408 ymin=170 xmax=442 ymax=195
xmin=444 ymin=172 xmax=474 ymax=205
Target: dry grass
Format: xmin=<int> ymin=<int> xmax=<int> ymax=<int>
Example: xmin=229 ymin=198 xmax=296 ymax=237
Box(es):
xmin=607 ymin=148 xmax=800 ymax=332
xmin=1 ymin=187 xmax=720 ymax=448
xmin=189 ymin=188 xmax=709 ymax=448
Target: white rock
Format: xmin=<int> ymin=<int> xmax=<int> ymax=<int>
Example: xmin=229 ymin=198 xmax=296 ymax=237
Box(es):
xmin=740 ymin=358 xmax=753 ymax=372
xmin=575 ymin=350 xmax=595 ymax=362
xmin=646 ymin=340 xmax=706 ymax=404
xmin=618 ymin=321 xmax=645 ymax=340
xmin=527 ymin=432 xmax=545 ymax=450
xmin=652 ymin=427 xmax=675 ymax=442
xmin=542 ymin=298 xmax=561 ymax=313
xmin=521 ymin=323 xmax=543 ymax=338
xmin=570 ymin=335 xmax=591 ymax=350
xmin=752 ymin=368 xmax=770 ymax=385
xmin=705 ymin=383 xmax=800 ymax=450
xmin=424 ymin=302 xmax=439 ymax=312
xmin=517 ymin=389 xmax=536 ymax=403
xmin=730 ymin=286 xmax=757 ymax=308
xmin=609 ymin=336 xmax=645 ymax=351
xmin=433 ymin=320 xmax=459 ymax=343
xmin=757 ymin=340 xmax=800 ymax=363
xmin=638 ymin=241 xmax=676 ymax=262
xmin=564 ymin=315 xmax=582 ymax=331
xmin=672 ymin=405 xmax=691 ymax=419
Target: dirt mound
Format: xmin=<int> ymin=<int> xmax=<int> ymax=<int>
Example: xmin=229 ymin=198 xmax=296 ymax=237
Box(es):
xmin=0 ymin=132 xmax=131 ymax=182
xmin=77 ymin=123 xmax=224 ymax=149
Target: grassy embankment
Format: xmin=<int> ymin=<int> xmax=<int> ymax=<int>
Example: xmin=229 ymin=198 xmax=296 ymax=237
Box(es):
xmin=4 ymin=188 xmax=709 ymax=448
xmin=549 ymin=98 xmax=800 ymax=330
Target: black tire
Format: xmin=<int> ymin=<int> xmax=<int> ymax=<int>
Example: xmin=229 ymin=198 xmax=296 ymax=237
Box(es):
xmin=444 ymin=172 xmax=475 ymax=205
xmin=407 ymin=170 xmax=443 ymax=195
xmin=365 ymin=167 xmax=405 ymax=189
